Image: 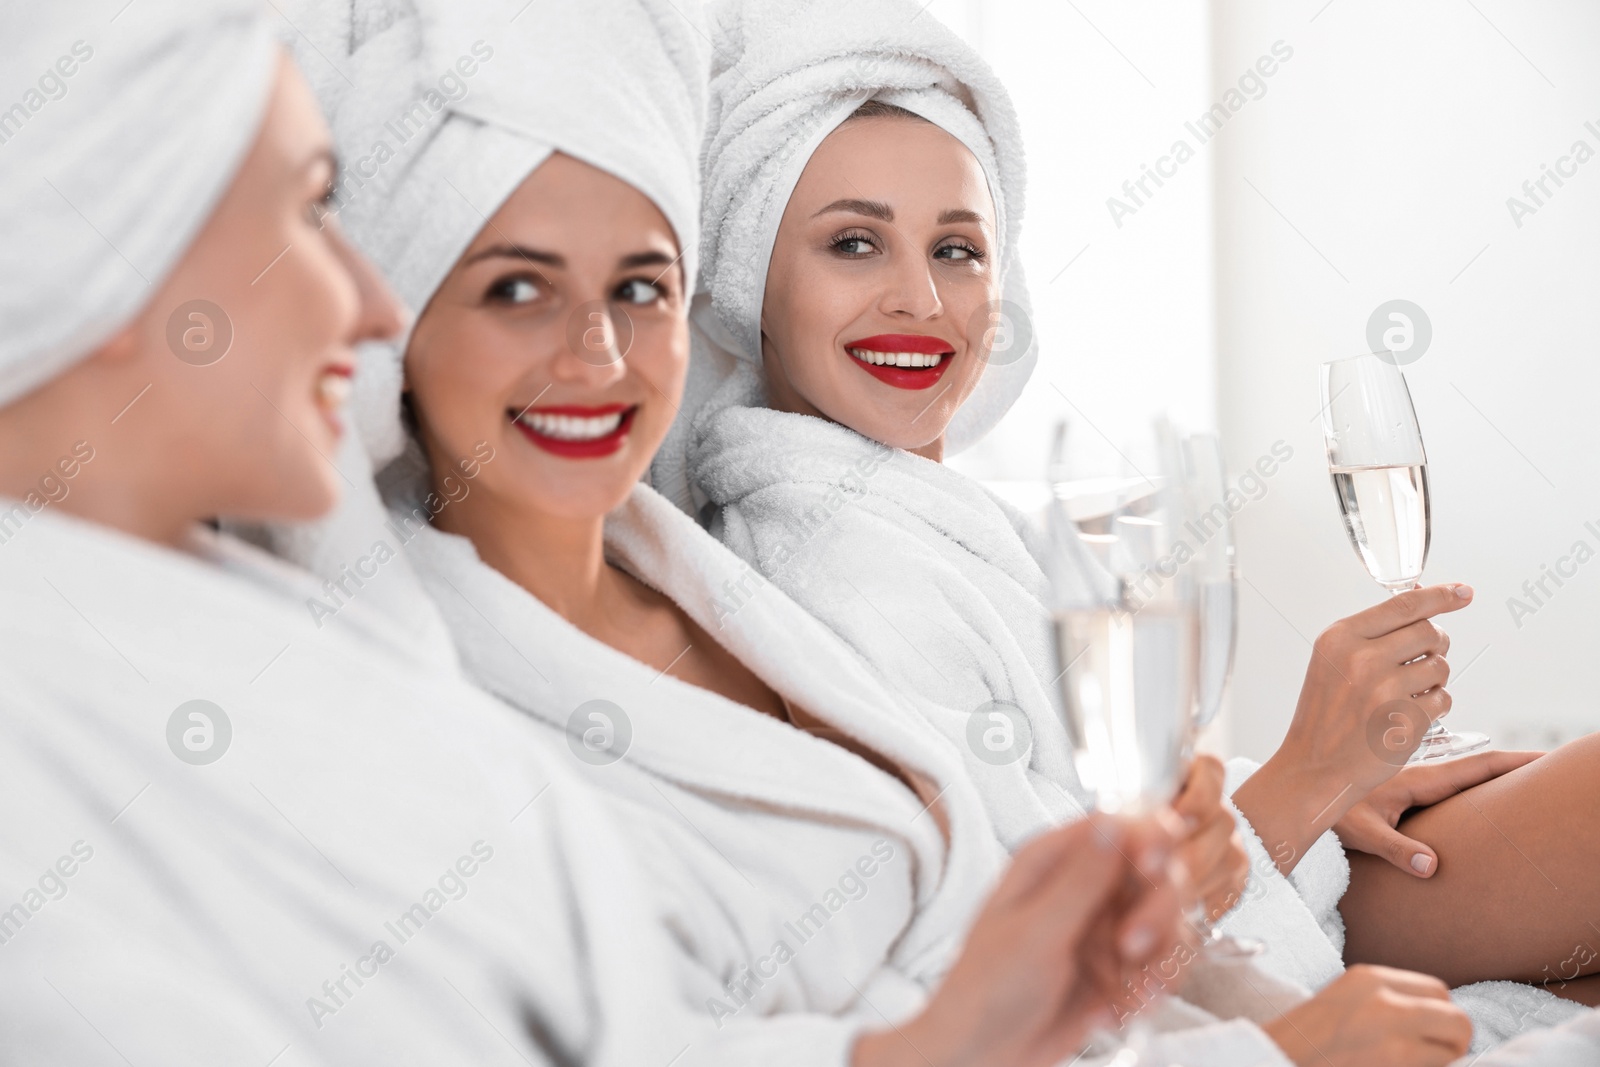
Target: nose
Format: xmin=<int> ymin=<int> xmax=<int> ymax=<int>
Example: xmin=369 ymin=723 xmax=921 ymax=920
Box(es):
xmin=548 ymin=302 xmax=628 ymax=389
xmin=327 ymin=219 xmax=406 ymax=344
xmin=878 ymin=250 xmax=943 ymax=321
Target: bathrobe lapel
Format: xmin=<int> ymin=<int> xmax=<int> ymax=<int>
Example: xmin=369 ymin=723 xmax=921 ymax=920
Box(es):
xmin=404 ymin=484 xmax=1008 ymax=1016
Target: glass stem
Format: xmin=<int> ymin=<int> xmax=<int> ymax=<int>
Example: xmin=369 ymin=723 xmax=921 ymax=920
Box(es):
xmin=1389 ymin=579 xmax=1450 ymax=740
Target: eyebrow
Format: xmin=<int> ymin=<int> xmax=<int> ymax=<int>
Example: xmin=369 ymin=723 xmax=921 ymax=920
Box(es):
xmin=464 ymin=244 xmax=565 ymax=268
xmin=938 ymin=207 xmax=987 ymax=226
xmin=812 ymin=198 xmax=988 ymax=228
xmin=814 ymin=198 xmax=894 ymax=222
xmin=462 ymin=245 xmax=679 ymax=272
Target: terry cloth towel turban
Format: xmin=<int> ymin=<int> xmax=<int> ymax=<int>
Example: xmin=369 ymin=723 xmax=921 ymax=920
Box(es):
xmin=0 ymin=0 xmax=277 ymax=406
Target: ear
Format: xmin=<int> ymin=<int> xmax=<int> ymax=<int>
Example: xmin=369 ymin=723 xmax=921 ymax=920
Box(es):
xmin=85 ymin=324 xmax=140 ymax=367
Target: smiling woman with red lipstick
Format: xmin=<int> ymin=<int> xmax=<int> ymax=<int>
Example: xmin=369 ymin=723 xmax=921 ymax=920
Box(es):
xmin=755 ymin=115 xmax=999 ymax=460
xmin=672 ymin=1 xmax=1571 ymax=1057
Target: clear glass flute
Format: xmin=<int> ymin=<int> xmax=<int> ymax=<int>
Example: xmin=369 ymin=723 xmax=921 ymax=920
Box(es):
xmin=1319 ymin=354 xmax=1488 ymax=761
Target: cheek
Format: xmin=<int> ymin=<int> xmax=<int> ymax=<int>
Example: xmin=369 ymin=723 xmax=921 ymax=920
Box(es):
xmin=257 ymin=233 xmax=359 ymax=379
xmin=770 ymin=261 xmax=855 ymax=386
xmin=409 ymin=317 xmax=526 ymax=449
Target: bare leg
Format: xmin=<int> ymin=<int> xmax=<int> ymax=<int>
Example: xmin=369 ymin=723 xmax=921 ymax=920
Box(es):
xmin=1341 ymin=731 xmax=1600 ymax=988
xmin=1547 ymin=973 xmax=1600 ymax=1008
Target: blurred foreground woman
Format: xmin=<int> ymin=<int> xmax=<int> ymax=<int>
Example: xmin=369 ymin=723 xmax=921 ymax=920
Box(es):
xmin=0 ymin=3 xmax=713 ymax=1063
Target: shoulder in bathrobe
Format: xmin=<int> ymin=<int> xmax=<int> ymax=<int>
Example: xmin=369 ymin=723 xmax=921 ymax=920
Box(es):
xmin=402 ymin=478 xmax=1334 ymax=1064
xmin=0 ymin=503 xmax=702 ymax=1066
xmin=400 ymin=480 xmax=1020 ymax=1042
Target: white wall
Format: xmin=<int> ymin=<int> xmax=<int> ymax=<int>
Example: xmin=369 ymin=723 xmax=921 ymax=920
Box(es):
xmin=943 ymin=0 xmax=1218 ymax=488
xmin=1213 ymin=0 xmax=1600 ymax=758
xmin=943 ymin=0 xmax=1600 ymax=759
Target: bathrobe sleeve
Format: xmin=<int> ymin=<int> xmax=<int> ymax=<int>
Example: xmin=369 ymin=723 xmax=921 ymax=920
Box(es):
xmin=1212 ymin=758 xmax=1351 ymax=991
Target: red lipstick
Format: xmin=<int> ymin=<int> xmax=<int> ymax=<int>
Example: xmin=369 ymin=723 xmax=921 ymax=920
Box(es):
xmin=510 ymin=403 xmax=636 ymax=459
xmin=843 ymin=333 xmax=955 ymax=391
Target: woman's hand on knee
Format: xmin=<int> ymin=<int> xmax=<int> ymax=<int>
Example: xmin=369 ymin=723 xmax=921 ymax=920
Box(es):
xmin=1262 ymin=964 xmax=1472 ymax=1067
xmin=1334 ymin=749 xmax=1543 ymax=876
xmin=1232 ymin=584 xmax=1474 ymax=875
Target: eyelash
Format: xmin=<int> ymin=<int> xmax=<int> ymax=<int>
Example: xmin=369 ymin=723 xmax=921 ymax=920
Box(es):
xmin=829 ymin=230 xmax=879 ymax=256
xmin=936 ymin=240 xmax=985 ymax=262
xmin=484 ymin=275 xmax=669 ymax=306
xmin=827 ymin=230 xmax=987 ymax=263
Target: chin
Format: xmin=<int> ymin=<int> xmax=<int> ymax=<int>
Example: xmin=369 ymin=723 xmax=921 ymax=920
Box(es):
xmin=261 ymin=467 xmax=344 ymax=524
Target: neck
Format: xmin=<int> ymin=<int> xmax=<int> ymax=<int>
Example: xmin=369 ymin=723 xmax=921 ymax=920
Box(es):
xmin=432 ymin=478 xmax=616 ymax=631
xmin=0 ymin=380 xmax=198 ymax=548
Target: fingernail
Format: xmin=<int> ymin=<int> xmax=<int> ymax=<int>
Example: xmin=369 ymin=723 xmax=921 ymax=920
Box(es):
xmin=1411 ymin=853 xmax=1434 ymax=874
xmin=1121 ymin=925 xmax=1155 ymax=958
xmin=1453 ymin=584 xmax=1473 ymax=599
xmin=1138 ymin=844 xmax=1170 ymax=878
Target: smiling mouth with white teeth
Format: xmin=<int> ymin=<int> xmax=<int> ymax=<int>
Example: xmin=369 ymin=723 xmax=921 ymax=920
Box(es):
xmin=842 ymin=334 xmax=957 ymax=391
xmin=846 ymin=348 xmax=947 ymax=369
xmin=509 ymin=403 xmax=638 ymax=458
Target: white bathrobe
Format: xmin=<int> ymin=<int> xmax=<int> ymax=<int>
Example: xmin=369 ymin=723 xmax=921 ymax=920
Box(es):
xmin=398 ymin=479 xmax=1305 ymax=1065
xmin=0 ymin=502 xmax=710 ymax=1065
xmin=689 ymin=399 xmax=1589 ymax=1053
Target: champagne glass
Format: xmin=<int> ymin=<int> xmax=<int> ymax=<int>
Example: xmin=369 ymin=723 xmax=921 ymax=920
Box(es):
xmin=1319 ymin=354 xmax=1488 ymax=761
xmin=1045 ymin=419 xmax=1198 ymax=1044
xmin=1184 ymin=433 xmax=1237 ymax=738
xmin=1178 ymin=433 xmax=1262 ymax=959
xmin=1047 ymin=419 xmax=1198 ymax=816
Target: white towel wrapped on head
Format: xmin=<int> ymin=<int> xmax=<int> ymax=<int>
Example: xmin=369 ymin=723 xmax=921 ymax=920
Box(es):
xmin=0 ymin=0 xmax=277 ymax=407
xmin=651 ymin=0 xmax=1039 ymax=514
xmin=250 ymin=0 xmax=709 ymax=652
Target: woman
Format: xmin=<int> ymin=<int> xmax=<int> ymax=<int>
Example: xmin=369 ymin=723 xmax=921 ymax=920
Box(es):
xmin=668 ymin=0 xmax=1591 ymax=1053
xmin=264 ymin=1 xmax=1219 ymax=1065
xmin=0 ymin=3 xmax=725 ymax=1064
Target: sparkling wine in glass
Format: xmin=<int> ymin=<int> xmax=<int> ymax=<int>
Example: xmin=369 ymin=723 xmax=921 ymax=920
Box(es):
xmin=1047 ymin=420 xmax=1198 ymax=816
xmin=1319 ymin=354 xmax=1488 ymax=761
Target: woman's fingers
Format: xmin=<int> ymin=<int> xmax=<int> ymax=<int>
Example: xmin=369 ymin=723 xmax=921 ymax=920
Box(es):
xmin=1173 ymin=754 xmax=1224 ymax=826
xmin=992 ymin=816 xmax=1119 ymax=907
xmin=1378 ymin=617 xmax=1451 ymax=664
xmin=1351 ymin=583 xmax=1474 ymax=639
xmin=1343 ymin=805 xmax=1439 ymax=877
xmin=1405 ymin=749 xmax=1543 ymax=806
xmin=1397 ymin=652 xmax=1449 ymax=697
